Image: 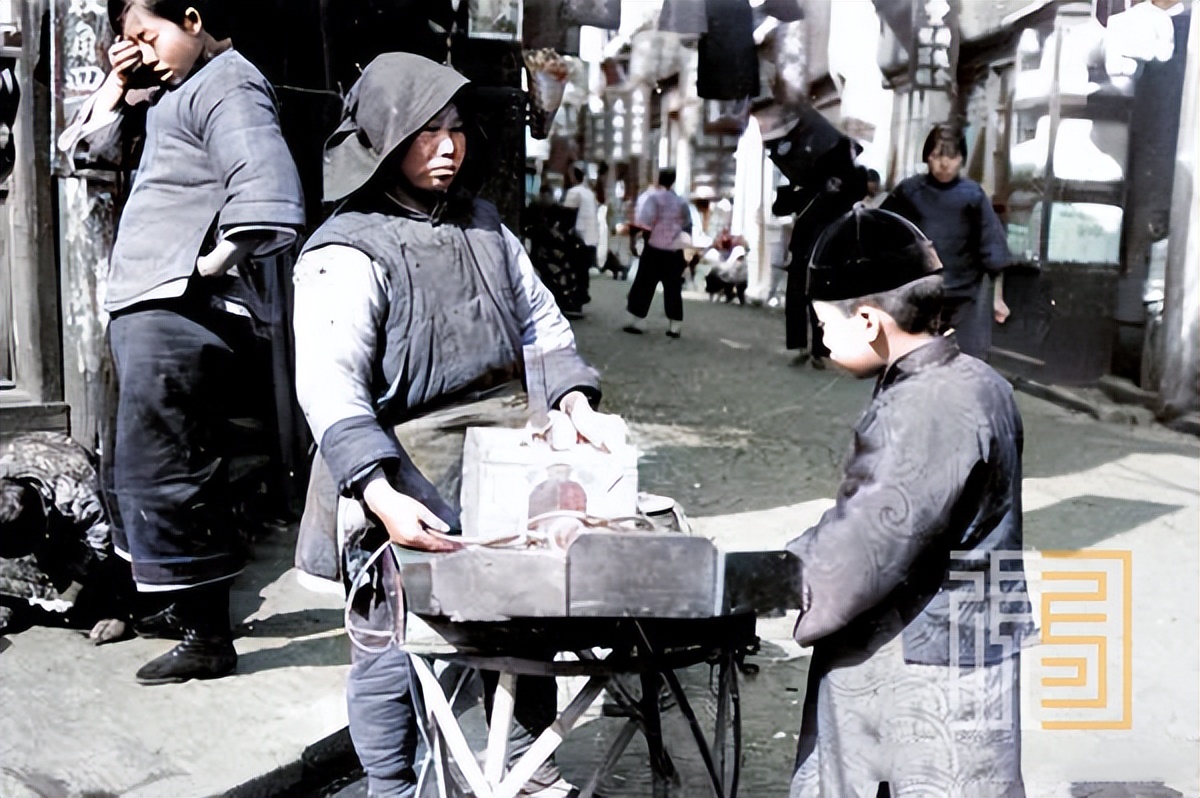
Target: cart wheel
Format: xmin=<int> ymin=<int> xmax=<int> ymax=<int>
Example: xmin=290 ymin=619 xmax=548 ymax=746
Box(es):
xmin=712 ymin=655 xmax=742 ymax=798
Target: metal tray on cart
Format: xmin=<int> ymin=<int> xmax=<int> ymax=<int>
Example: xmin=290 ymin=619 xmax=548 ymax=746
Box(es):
xmin=403 ymin=532 xmax=804 ymax=625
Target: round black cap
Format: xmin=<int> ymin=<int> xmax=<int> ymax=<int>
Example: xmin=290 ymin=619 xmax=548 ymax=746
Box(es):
xmin=807 ymin=207 xmax=943 ymax=301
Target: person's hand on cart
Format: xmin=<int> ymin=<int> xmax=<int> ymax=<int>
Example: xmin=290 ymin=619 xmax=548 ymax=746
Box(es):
xmin=362 ymin=477 xmax=462 ymax=552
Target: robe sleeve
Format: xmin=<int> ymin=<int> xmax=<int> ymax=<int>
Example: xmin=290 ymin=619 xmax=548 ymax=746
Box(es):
xmin=193 ymin=74 xmax=305 ymax=256
xmin=502 ymin=226 xmax=601 ymax=408
xmin=293 ymin=245 xmax=399 ymax=490
xmin=785 ymin=390 xmax=983 ymax=646
xmin=977 ymin=187 xmax=1012 ymax=274
xmin=56 ymin=93 xmax=126 ymax=168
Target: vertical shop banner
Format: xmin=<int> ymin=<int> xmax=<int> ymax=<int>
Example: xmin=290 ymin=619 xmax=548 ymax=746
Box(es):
xmin=697 ymin=0 xmax=758 ymax=100
xmin=469 ymin=0 xmax=523 ymax=41
xmin=51 ymin=0 xmax=112 ymax=175
xmin=561 ymin=0 xmax=620 ymax=30
xmin=628 ymin=85 xmax=647 ymax=158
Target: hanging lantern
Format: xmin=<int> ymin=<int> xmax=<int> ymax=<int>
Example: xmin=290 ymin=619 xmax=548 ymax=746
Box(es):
xmin=525 ymin=48 xmax=571 ymax=139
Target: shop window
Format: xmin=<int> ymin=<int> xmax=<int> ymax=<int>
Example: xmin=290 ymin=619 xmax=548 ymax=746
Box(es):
xmin=1017 ymin=201 xmax=1124 ymax=265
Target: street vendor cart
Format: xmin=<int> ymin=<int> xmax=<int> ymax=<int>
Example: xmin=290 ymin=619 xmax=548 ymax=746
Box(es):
xmin=396 ymin=527 xmax=794 ymax=798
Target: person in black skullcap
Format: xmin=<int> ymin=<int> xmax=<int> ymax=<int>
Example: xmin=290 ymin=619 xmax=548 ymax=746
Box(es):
xmin=785 ymin=208 xmax=1032 ymax=798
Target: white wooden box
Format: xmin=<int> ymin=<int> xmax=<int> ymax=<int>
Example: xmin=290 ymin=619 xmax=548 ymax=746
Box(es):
xmin=459 ymin=427 xmax=639 ymax=538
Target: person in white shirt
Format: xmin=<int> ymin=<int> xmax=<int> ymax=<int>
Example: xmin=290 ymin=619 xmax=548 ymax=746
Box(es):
xmin=562 ymin=162 xmax=599 ymax=308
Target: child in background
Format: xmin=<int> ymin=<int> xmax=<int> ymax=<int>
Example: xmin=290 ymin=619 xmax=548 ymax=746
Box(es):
xmin=786 ymin=208 xmax=1032 ymax=798
xmin=59 ymin=0 xmax=305 ymax=684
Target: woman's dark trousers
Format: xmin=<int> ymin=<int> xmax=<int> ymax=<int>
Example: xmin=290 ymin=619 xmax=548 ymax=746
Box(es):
xmin=107 ymin=298 xmax=256 ymax=589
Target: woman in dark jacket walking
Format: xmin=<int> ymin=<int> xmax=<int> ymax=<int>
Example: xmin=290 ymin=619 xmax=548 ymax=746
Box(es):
xmin=883 ymin=124 xmax=1012 ymax=359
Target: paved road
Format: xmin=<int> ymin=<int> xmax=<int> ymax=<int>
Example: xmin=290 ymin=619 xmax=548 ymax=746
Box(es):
xmin=2 ymin=276 xmax=1196 ymax=798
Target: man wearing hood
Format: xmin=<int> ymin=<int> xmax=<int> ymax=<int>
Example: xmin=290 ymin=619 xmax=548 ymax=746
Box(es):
xmin=292 ymin=53 xmax=620 ymax=798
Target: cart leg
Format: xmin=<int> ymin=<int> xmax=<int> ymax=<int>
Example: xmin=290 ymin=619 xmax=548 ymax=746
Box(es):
xmin=485 ymin=672 xmax=516 ymax=785
xmin=577 ymin=718 xmax=639 ymax=798
xmin=660 ymin=654 xmax=741 ymax=798
xmin=409 ymin=654 xmax=495 ymax=798
xmin=494 ymin=675 xmax=608 ymax=798
xmin=641 ymin=671 xmax=674 ymax=798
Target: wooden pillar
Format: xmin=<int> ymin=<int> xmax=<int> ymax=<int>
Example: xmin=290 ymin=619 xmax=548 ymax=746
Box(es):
xmin=50 ymin=0 xmax=118 ymax=449
xmin=1157 ymin=8 xmax=1199 ymax=421
xmin=0 ymin=0 xmax=66 ymax=439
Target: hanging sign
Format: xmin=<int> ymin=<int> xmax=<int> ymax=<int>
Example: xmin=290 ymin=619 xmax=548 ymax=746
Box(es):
xmin=469 ymin=0 xmax=523 ymax=41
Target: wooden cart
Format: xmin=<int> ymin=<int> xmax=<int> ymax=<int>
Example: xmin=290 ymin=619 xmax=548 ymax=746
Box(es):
xmin=403 ymin=612 xmax=758 ymax=798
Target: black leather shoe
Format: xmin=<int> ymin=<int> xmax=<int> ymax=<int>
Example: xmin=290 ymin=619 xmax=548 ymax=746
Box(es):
xmin=133 ymin=604 xmax=187 ymax=640
xmin=135 ymin=632 xmax=237 ymax=685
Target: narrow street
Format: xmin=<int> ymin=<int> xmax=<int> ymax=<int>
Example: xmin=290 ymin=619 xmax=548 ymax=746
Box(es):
xmin=2 ymin=277 xmax=1196 ymax=798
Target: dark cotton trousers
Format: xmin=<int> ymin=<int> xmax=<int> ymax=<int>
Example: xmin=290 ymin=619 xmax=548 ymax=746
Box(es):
xmin=784 ymin=266 xmax=827 ymax=356
xmin=627 ymin=244 xmax=686 ymax=321
xmin=107 ymin=300 xmax=256 ymax=588
xmin=947 ymin=284 xmax=993 ymax=360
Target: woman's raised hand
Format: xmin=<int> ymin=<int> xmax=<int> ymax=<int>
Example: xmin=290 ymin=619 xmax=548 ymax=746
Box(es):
xmin=557 ymin=390 xmax=627 ymax=453
xmin=361 ymin=478 xmax=461 ymax=553
xmin=107 ymin=40 xmax=143 ymax=88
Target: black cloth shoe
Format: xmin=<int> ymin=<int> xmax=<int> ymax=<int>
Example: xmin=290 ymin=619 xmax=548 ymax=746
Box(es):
xmin=621 ymin=324 xmax=644 ymax=335
xmin=665 ymin=329 xmax=681 ymax=339
xmin=133 ymin=604 xmax=187 ymax=640
xmin=135 ymin=631 xmax=237 ymax=685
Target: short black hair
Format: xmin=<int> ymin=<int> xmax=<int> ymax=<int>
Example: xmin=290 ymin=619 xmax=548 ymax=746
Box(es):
xmin=825 ymin=273 xmax=946 ymax=335
xmin=921 ymin=124 xmax=967 ymax=163
xmin=0 ymin=478 xmax=47 ymax=559
xmin=571 ymin=163 xmax=586 ymax=183
xmin=108 ymin=0 xmax=231 ymax=38
xmin=866 ymin=169 xmax=880 ymax=183
xmin=658 ymin=168 xmax=677 ymax=189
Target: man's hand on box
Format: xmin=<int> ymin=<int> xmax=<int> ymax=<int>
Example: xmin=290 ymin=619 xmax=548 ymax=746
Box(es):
xmin=362 ymin=478 xmax=461 ymax=552
xmin=558 ymin=390 xmax=628 ymax=453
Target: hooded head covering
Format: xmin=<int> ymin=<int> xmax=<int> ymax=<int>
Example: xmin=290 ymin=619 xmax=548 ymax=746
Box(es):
xmin=323 ymin=53 xmax=470 ymax=203
xmin=807 ymin=207 xmax=943 ymax=301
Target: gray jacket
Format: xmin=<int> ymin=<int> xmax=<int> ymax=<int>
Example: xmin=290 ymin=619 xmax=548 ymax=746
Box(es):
xmin=61 ymin=50 xmax=305 ymax=313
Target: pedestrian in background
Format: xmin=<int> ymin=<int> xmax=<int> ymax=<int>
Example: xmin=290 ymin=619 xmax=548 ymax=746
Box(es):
xmin=773 ymin=139 xmax=864 ymax=368
xmin=883 ymin=124 xmax=1012 ymax=359
xmin=861 ymin=168 xmax=885 ymax=208
xmin=563 ymin=162 xmax=599 ymax=267
xmin=623 ymin=167 xmax=692 ymax=338
xmin=58 ymin=0 xmax=305 ymax=684
xmin=788 ymin=208 xmax=1031 ymax=798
